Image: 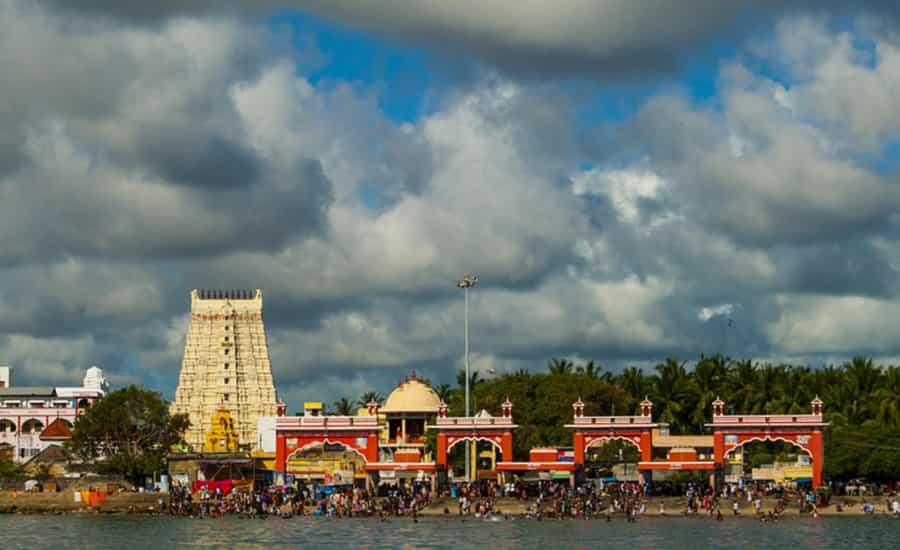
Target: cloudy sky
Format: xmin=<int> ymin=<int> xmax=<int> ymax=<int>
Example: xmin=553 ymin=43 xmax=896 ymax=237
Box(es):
xmin=3 ymin=1 xmax=900 ymax=407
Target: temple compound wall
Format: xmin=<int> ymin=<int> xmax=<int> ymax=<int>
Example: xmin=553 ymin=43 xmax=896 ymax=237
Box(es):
xmin=171 ymin=289 xmax=277 ymax=450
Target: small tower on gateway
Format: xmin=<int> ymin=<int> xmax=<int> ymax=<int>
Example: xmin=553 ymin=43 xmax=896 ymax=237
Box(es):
xmin=171 ymin=289 xmax=277 ymax=451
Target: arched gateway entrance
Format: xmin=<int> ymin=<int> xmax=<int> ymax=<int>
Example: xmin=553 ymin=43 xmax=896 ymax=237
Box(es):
xmin=707 ymin=397 xmax=827 ymax=488
xmin=567 ymin=398 xmax=656 ymax=466
xmin=432 ymin=399 xmax=516 ymax=471
xmin=274 ymin=414 xmax=379 ymax=473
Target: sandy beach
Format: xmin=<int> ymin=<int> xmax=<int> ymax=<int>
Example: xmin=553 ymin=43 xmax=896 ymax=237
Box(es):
xmin=1 ymin=491 xmax=896 ymax=518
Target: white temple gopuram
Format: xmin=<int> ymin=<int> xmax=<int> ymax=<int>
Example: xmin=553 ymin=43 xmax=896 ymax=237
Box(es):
xmin=171 ymin=289 xmax=277 ymax=450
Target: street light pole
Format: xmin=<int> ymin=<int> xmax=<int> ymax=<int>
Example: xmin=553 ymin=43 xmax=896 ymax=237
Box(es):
xmin=457 ymin=274 xmax=478 ymax=482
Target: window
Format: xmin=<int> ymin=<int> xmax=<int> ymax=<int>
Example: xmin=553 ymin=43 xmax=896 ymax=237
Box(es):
xmin=224 ymin=349 xmax=229 ymax=355
xmin=224 ymin=378 xmax=230 ymax=385
xmin=224 ymin=363 xmax=229 ymax=370
xmin=19 ymin=448 xmax=40 ymax=458
xmin=21 ymin=419 xmax=44 ymax=434
xmin=223 ymin=394 xmax=230 ymax=402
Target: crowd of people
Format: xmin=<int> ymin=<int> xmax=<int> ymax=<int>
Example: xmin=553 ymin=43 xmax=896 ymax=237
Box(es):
xmin=156 ymin=477 xmax=900 ymax=520
xmin=163 ymin=481 xmax=434 ymax=519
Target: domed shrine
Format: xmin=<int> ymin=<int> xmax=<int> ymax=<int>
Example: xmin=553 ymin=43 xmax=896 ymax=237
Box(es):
xmin=379 ymin=371 xmax=441 ymax=462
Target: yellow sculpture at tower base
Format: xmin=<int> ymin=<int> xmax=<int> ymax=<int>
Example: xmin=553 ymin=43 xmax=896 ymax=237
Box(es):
xmin=204 ymin=407 xmax=240 ymax=453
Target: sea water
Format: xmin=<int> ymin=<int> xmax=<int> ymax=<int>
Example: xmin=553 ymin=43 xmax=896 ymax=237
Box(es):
xmin=0 ymin=514 xmax=896 ymax=549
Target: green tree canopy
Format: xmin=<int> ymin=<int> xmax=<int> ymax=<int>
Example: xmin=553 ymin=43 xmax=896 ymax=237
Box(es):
xmin=66 ymin=385 xmax=189 ymax=484
xmin=0 ymin=452 xmax=19 ymax=477
xmin=332 ymin=397 xmax=354 ymax=415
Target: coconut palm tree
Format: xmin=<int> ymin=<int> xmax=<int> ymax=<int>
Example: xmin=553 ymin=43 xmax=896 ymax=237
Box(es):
xmin=434 ymin=383 xmax=453 ymax=403
xmin=456 ymin=369 xmax=482 ymax=388
xmin=331 ymin=397 xmax=354 ymax=416
xmin=357 ymin=391 xmax=383 ymax=409
xmin=690 ymin=355 xmax=727 ymax=429
xmin=548 ymin=358 xmax=574 ymax=375
xmin=873 ymin=366 xmax=900 ymax=428
xmin=651 ymin=358 xmax=693 ymax=432
xmin=576 ymin=360 xmax=601 ymax=378
xmin=617 ymin=366 xmax=649 ymax=402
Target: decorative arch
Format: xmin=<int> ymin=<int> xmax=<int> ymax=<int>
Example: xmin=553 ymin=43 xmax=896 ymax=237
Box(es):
xmin=286 ymin=439 xmax=369 ymax=464
xmin=446 ymin=436 xmax=503 ymax=455
xmin=20 ymin=419 xmax=44 ymax=434
xmin=0 ymin=419 xmax=15 ymax=433
xmin=584 ymin=435 xmax=642 ymax=454
xmin=723 ymin=435 xmax=813 ymax=459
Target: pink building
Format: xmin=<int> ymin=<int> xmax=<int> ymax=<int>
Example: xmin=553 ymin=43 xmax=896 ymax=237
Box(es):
xmin=0 ymin=366 xmax=107 ymax=463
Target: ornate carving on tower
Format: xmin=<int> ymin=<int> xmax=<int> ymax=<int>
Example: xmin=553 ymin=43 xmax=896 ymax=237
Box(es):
xmin=171 ymin=289 xmax=277 ymax=450
xmin=204 ymin=407 xmax=240 ymax=452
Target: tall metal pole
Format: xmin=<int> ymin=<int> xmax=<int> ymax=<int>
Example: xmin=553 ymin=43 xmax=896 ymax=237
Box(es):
xmin=457 ymin=274 xmax=477 ymax=483
xmin=464 ymin=285 xmax=470 ymax=482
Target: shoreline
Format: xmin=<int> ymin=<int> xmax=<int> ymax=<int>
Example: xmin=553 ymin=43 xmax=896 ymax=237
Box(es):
xmin=2 ymin=493 xmax=896 ymax=518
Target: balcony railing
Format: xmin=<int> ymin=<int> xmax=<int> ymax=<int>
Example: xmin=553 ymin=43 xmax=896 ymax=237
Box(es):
xmin=570 ymin=415 xmax=653 ymax=426
xmin=434 ymin=416 xmax=514 ymax=427
xmin=710 ymin=414 xmax=825 ymax=425
xmin=276 ymin=415 xmax=378 ymax=430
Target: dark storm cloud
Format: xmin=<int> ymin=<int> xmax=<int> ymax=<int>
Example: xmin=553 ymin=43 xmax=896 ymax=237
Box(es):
xmin=35 ymin=1 xmax=900 ymax=79
xmin=779 ymin=242 xmax=899 ymax=298
xmin=138 ymin=130 xmax=262 ymax=189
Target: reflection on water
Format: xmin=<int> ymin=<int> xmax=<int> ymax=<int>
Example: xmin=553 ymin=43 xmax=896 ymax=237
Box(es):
xmin=1 ymin=515 xmax=896 ymax=549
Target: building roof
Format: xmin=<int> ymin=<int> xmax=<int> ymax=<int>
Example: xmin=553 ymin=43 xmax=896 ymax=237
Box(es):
xmin=0 ymin=387 xmax=56 ymax=398
xmin=381 ymin=378 xmax=441 ymax=413
xmin=40 ymin=418 xmax=73 ymax=440
xmin=24 ymin=444 xmax=69 ymax=465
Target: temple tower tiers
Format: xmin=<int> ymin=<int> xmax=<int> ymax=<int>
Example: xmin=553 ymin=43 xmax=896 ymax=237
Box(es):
xmin=171 ymin=289 xmax=277 ymax=450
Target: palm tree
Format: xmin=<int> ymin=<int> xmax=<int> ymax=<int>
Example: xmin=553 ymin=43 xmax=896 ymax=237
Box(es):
xmin=874 ymin=366 xmax=900 ymax=428
xmin=617 ymin=367 xmax=649 ymax=402
xmin=434 ymin=383 xmax=453 ymax=403
xmin=548 ymin=358 xmax=574 ymax=375
xmin=357 ymin=391 xmax=383 ymax=408
xmin=726 ymin=359 xmax=757 ymax=413
xmin=576 ymin=360 xmax=601 ymax=378
xmin=690 ymin=355 xmax=726 ymax=429
xmin=331 ymin=397 xmax=354 ymax=416
xmin=845 ymin=357 xmax=882 ymax=399
xmin=651 ymin=358 xmax=692 ymax=432
xmin=456 ymin=369 xmax=482 ymax=389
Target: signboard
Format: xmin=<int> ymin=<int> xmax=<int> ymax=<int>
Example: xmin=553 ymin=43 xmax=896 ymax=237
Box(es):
xmin=724 ymin=435 xmax=738 ymax=446
xmin=796 ymin=435 xmax=810 ymax=445
xmin=356 ymin=437 xmax=368 ymax=449
xmin=323 ymin=442 xmax=347 ymax=452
